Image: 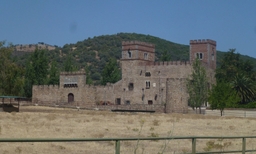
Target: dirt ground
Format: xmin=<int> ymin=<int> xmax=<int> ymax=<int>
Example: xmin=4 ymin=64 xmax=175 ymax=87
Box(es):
xmin=0 ymin=106 xmax=256 ymax=154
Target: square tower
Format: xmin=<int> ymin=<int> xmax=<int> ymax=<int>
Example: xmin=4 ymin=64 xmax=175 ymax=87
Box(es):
xmin=190 ymin=39 xmax=217 ymax=70
xmin=59 ymin=71 xmax=86 ymax=88
xmin=121 ymin=41 xmax=155 ymax=62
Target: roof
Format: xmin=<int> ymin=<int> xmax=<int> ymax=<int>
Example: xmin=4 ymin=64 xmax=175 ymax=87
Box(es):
xmin=0 ymin=96 xmax=26 ymax=99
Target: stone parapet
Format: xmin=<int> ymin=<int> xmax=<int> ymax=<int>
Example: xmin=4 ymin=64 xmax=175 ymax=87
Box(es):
xmin=190 ymin=39 xmax=216 ymax=45
xmin=60 ymin=71 xmax=86 ymax=75
xmin=122 ymin=41 xmax=155 ymax=48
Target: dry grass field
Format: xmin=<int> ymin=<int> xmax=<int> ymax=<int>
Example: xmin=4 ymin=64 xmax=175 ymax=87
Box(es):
xmin=0 ymin=106 xmax=256 ymax=154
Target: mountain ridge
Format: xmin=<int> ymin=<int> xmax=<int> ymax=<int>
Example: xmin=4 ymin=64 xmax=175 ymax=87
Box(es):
xmin=12 ymin=33 xmax=256 ymax=84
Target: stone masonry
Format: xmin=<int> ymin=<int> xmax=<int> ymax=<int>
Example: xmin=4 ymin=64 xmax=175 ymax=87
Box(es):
xmin=32 ymin=39 xmax=217 ymax=113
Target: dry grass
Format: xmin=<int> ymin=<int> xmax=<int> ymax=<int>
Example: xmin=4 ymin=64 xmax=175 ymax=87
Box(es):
xmin=0 ymin=106 xmax=256 ymax=153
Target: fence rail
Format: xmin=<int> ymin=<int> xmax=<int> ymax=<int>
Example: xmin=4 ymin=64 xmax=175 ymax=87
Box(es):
xmin=205 ymin=109 xmax=256 ymax=118
xmin=1 ymin=136 xmax=256 ymax=154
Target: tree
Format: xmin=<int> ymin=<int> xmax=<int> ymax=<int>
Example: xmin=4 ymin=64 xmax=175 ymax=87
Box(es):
xmin=48 ymin=60 xmax=59 ymax=85
xmin=216 ymin=49 xmax=256 ymax=104
xmin=24 ymin=48 xmax=49 ymax=97
xmin=32 ymin=49 xmax=48 ymax=85
xmin=101 ymin=58 xmax=121 ymax=85
xmin=215 ymin=49 xmax=241 ymax=81
xmin=208 ymin=81 xmax=239 ymax=116
xmin=0 ymin=41 xmax=24 ymax=96
xmin=160 ymin=50 xmax=171 ymax=61
xmin=85 ymin=64 xmax=93 ymax=85
xmin=187 ymin=58 xmax=208 ymax=113
xmin=24 ymin=60 xmax=34 ymax=97
xmin=231 ymin=73 xmax=256 ymax=104
xmin=63 ymin=54 xmax=77 ymax=72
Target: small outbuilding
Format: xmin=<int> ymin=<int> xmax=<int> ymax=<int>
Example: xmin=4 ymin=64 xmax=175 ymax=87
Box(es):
xmin=0 ymin=96 xmax=26 ymax=112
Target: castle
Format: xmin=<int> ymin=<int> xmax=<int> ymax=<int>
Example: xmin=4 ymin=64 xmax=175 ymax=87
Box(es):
xmin=32 ymin=39 xmax=216 ymax=113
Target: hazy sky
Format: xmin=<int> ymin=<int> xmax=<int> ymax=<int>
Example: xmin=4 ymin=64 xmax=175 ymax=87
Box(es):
xmin=1 ymin=0 xmax=256 ymax=58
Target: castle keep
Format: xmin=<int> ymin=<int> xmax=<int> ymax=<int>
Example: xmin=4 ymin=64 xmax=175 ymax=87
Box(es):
xmin=32 ymin=39 xmax=216 ymax=113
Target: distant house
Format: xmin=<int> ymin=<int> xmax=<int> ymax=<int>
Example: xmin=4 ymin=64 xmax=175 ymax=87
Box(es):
xmin=14 ymin=42 xmax=56 ymax=52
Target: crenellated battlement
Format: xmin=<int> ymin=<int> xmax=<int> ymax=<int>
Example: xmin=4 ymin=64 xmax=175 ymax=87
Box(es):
xmin=96 ymin=83 xmax=116 ymax=89
xmin=140 ymin=61 xmax=191 ymax=66
xmin=122 ymin=41 xmax=155 ymax=48
xmin=32 ymin=83 xmax=117 ymax=90
xmin=60 ymin=71 xmax=86 ymax=75
xmin=190 ymin=39 xmax=216 ymax=45
xmin=73 ymin=83 xmax=114 ymax=89
xmin=33 ymin=85 xmax=60 ymax=89
xmin=154 ymin=61 xmax=191 ymax=66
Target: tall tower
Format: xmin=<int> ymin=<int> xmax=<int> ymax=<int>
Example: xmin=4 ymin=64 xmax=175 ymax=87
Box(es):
xmin=120 ymin=41 xmax=155 ymax=82
xmin=121 ymin=41 xmax=155 ymax=62
xmin=190 ymin=39 xmax=217 ymax=70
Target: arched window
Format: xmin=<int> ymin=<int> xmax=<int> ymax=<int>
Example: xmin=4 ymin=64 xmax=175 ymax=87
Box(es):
xmin=68 ymin=93 xmax=74 ymax=103
xmin=128 ymin=49 xmax=131 ymax=58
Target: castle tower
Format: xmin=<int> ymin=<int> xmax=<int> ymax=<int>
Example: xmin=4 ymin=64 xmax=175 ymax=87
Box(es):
xmin=121 ymin=41 xmax=156 ymax=79
xmin=121 ymin=41 xmax=155 ymax=62
xmin=190 ymin=39 xmax=217 ymax=69
xmin=59 ymin=71 xmax=86 ymax=88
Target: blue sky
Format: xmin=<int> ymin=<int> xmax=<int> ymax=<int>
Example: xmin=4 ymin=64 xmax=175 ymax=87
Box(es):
xmin=1 ymin=0 xmax=256 ymax=58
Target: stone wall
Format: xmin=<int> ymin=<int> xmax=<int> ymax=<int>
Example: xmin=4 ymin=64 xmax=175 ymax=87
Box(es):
xmin=166 ymin=78 xmax=189 ymax=113
xmin=120 ymin=59 xmax=193 ymax=106
xmin=32 ymin=39 xmax=216 ymax=114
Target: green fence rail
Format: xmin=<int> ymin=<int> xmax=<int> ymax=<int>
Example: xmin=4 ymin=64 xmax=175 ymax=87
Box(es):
xmin=1 ymin=136 xmax=256 ymax=153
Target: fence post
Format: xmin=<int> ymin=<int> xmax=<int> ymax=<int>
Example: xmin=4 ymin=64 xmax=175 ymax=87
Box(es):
xmin=242 ymin=137 xmax=246 ymax=154
xmin=115 ymin=140 xmax=120 ymax=154
xmin=192 ymin=137 xmax=196 ymax=154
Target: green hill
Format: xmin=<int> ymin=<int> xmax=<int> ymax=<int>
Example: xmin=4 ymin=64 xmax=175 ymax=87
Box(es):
xmin=13 ymin=33 xmax=256 ymax=84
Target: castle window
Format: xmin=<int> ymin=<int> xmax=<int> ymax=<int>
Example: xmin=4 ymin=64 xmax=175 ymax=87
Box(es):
xmin=128 ymin=83 xmax=134 ymax=91
xmin=128 ymin=49 xmax=131 ymax=58
xmin=146 ymin=81 xmax=150 ymax=89
xmin=125 ymin=100 xmax=130 ymax=105
xmin=148 ymin=100 xmax=153 ymax=105
xmin=196 ymin=53 xmax=203 ymax=60
xmin=116 ymin=98 xmax=121 ymax=105
xmin=145 ymin=72 xmax=151 ymax=77
xmin=64 ymin=83 xmax=78 ymax=88
xmin=144 ymin=53 xmax=148 ymax=60
xmin=212 ymin=48 xmax=214 ymax=60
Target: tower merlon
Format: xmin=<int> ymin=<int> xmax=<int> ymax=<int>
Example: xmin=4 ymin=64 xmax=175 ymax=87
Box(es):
xmin=122 ymin=41 xmax=155 ymax=48
xmin=190 ymin=39 xmax=216 ymax=46
xmin=60 ymin=71 xmax=86 ymax=75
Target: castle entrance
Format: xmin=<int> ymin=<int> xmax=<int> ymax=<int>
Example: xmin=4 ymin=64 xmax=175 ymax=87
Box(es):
xmin=68 ymin=93 xmax=74 ymax=103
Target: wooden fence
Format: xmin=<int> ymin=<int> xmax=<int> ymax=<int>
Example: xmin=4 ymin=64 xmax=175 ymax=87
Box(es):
xmin=1 ymin=136 xmax=256 ymax=154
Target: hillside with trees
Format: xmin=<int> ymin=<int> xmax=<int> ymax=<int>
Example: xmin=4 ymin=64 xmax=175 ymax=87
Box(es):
xmin=12 ymin=33 xmax=256 ymax=84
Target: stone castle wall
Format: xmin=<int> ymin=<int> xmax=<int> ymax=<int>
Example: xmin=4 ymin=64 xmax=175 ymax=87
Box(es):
xmin=166 ymin=78 xmax=189 ymax=113
xmin=120 ymin=60 xmax=193 ymax=106
xmin=32 ymin=39 xmax=216 ymax=113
